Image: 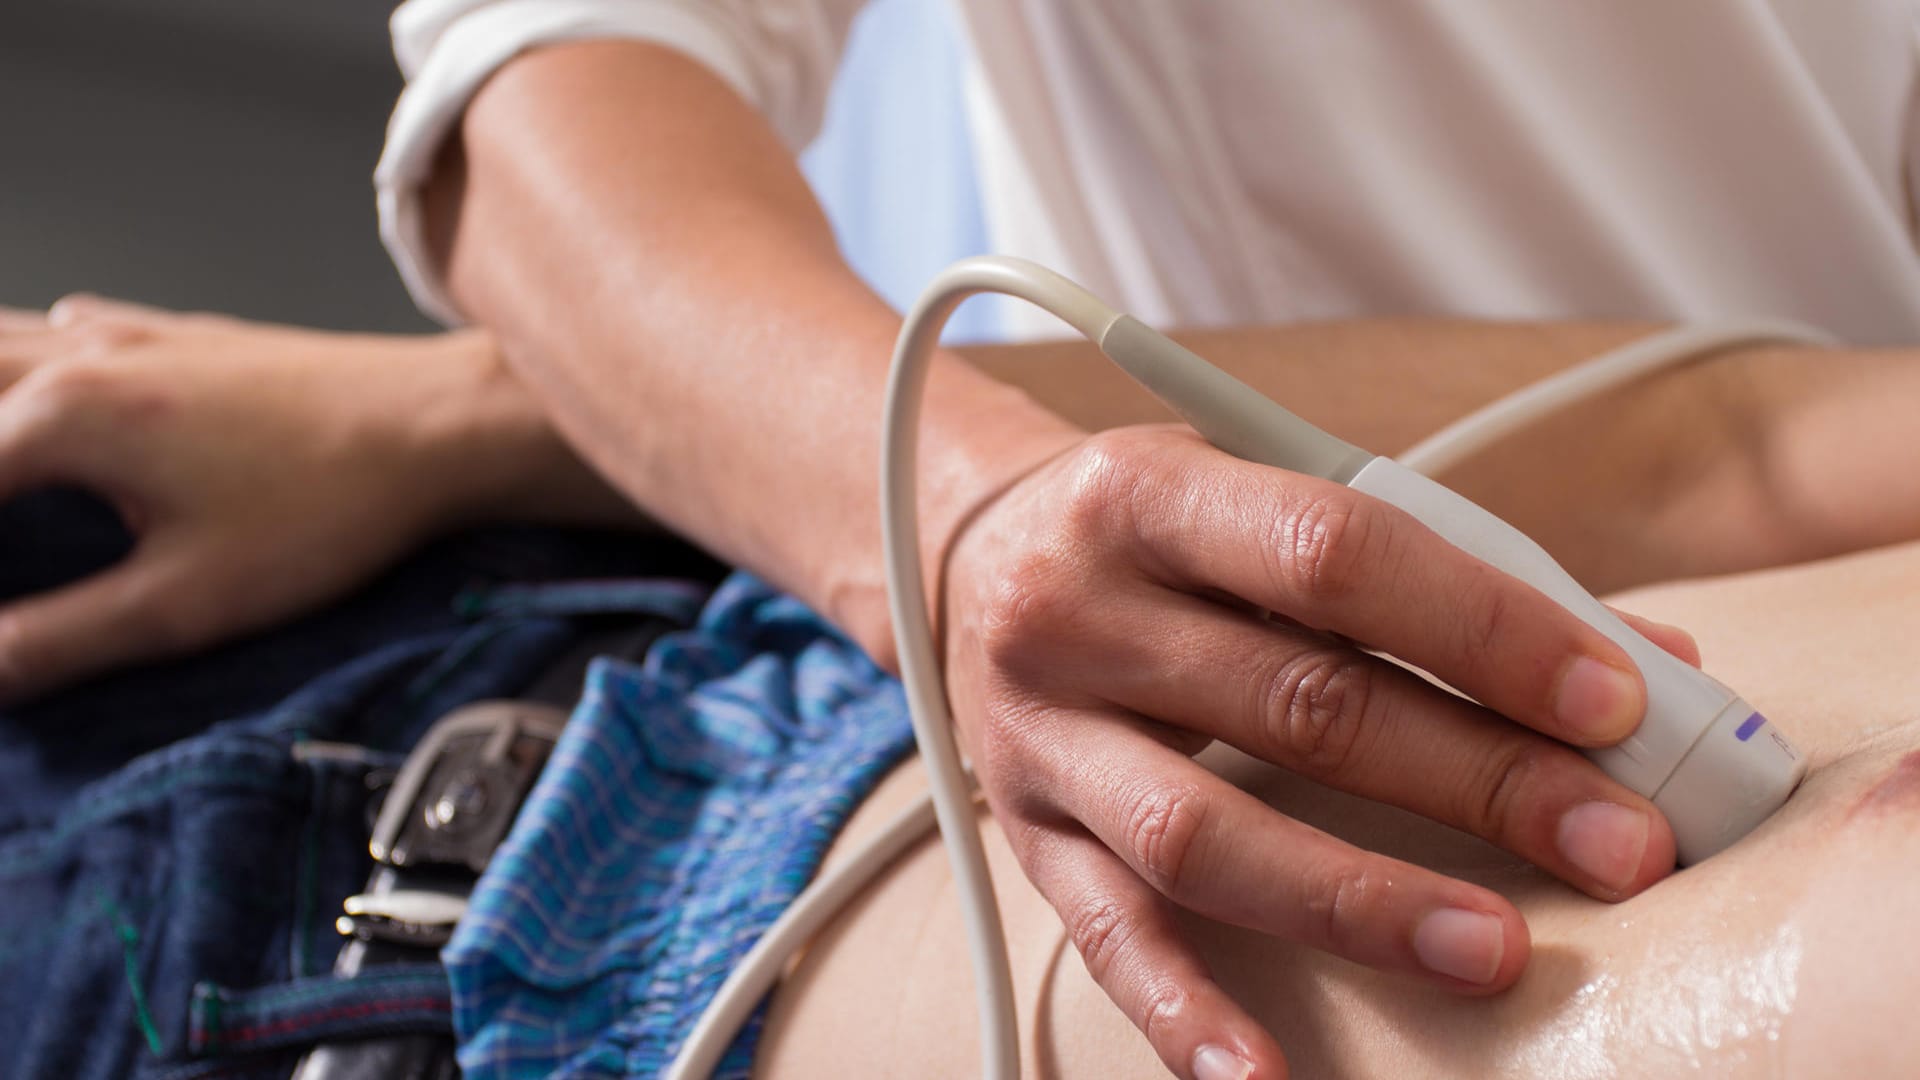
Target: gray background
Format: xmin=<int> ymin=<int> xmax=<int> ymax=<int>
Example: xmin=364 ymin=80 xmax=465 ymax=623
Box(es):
xmin=2 ymin=0 xmax=432 ymax=331
xmin=0 ymin=0 xmax=991 ymax=338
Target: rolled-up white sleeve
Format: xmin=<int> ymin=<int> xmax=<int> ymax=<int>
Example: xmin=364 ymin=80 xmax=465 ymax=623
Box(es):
xmin=376 ymin=0 xmax=865 ymax=324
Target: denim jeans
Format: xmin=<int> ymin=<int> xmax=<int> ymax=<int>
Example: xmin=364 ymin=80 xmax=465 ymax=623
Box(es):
xmin=0 ymin=490 xmax=722 ymax=1079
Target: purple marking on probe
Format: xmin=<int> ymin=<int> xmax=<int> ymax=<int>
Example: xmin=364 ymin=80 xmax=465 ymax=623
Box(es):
xmin=1735 ymin=713 xmax=1766 ymax=742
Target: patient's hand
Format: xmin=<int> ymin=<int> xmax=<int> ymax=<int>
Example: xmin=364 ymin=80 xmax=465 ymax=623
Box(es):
xmin=0 ymin=297 xmax=634 ymax=701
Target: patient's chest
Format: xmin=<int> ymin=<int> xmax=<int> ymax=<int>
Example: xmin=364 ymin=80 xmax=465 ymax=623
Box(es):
xmin=1489 ymin=538 xmax=1920 ymax=1079
xmin=1514 ymin=727 xmax=1920 ymax=1078
xmin=1211 ymin=542 xmax=1920 ymax=1077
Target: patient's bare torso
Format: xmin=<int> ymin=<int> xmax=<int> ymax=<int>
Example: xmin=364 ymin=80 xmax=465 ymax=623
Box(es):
xmin=757 ymin=541 xmax=1920 ymax=1078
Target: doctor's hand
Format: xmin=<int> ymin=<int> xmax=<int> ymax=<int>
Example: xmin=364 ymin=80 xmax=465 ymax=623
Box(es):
xmin=940 ymin=424 xmax=1699 ymax=1080
xmin=0 ymin=298 xmax=634 ymax=703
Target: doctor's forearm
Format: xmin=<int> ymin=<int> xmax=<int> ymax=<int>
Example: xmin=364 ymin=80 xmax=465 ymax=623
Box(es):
xmin=424 ymin=39 xmax=1082 ymax=666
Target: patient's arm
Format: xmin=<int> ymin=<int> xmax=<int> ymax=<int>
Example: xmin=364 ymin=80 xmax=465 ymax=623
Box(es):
xmin=757 ymin=538 xmax=1920 ymax=1077
xmin=960 ymin=324 xmax=1920 ymax=596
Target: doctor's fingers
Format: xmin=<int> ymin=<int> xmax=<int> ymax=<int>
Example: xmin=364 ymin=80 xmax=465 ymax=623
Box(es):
xmin=1001 ymin=714 xmax=1528 ymax=990
xmin=1610 ymin=607 xmax=1701 ymax=667
xmin=1076 ymin=591 xmax=1676 ymax=899
xmin=1019 ymin=825 xmax=1289 ymax=1080
xmin=1094 ymin=430 xmax=1651 ymax=750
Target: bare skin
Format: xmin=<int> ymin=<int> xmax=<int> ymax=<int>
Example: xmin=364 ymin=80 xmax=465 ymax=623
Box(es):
xmin=757 ymin=536 xmax=1920 ymax=1077
xmin=0 ymin=299 xmax=1815 ymax=701
xmin=0 ymin=298 xmax=1729 ymax=704
xmin=8 ymin=271 xmax=1919 ymax=1075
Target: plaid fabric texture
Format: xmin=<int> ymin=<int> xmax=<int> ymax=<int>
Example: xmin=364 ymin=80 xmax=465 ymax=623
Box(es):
xmin=446 ymin=572 xmax=916 ymax=1077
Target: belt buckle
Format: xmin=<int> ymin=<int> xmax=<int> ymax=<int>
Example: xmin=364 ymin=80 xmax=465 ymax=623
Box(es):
xmin=336 ymin=700 xmax=568 ymax=965
xmin=291 ymin=701 xmax=569 ymax=1080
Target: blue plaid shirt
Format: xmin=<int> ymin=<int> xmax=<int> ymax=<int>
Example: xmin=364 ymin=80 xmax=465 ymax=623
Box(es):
xmin=445 ymin=572 xmax=917 ymax=1077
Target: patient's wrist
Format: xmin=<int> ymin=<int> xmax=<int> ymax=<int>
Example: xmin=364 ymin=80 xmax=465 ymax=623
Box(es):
xmin=403 ymin=329 xmax=645 ymax=534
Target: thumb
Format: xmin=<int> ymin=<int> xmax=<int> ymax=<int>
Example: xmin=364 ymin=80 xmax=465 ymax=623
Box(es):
xmin=0 ymin=552 xmax=209 ymax=704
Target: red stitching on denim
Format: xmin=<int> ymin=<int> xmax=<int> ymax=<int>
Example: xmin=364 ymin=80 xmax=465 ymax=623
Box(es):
xmin=201 ymin=994 xmax=450 ymax=1046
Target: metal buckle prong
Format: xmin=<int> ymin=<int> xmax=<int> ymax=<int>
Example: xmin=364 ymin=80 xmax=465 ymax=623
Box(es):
xmin=335 ymin=889 xmax=471 ymax=949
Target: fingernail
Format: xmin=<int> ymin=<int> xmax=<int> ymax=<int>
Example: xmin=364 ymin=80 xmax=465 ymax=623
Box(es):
xmin=1557 ymin=800 xmax=1650 ymax=894
xmin=1659 ymin=622 xmax=1702 ymax=665
xmin=44 ymin=298 xmax=83 ymax=328
xmin=1412 ymin=908 xmax=1505 ymax=985
xmin=1555 ymin=656 xmax=1642 ymax=741
xmin=1193 ymin=1045 xmax=1253 ymax=1080
xmin=1650 ymin=619 xmax=1696 ymax=648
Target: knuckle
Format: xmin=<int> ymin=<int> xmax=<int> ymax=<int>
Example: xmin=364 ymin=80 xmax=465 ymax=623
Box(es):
xmin=1259 ymin=651 xmax=1376 ymax=777
xmin=6 ymin=377 xmax=79 ymax=446
xmin=18 ymin=365 xmax=82 ymax=411
xmin=1003 ymin=818 xmax=1056 ymax=866
xmin=1461 ymin=572 xmax=1517 ymax=660
xmin=21 ymin=362 xmax=114 ymax=416
xmin=974 ymin=554 xmax=1087 ymax=677
xmin=1057 ymin=429 xmax=1167 ymax=545
xmin=971 ymin=700 xmax=1053 ymax=800
xmin=1305 ymin=864 xmax=1390 ymax=955
xmin=1065 ymin=894 xmax=1140 ymax=983
xmin=1469 ymin=741 xmax=1553 ymax=844
xmin=69 ymin=322 xmax=140 ymax=353
xmin=1118 ymin=782 xmax=1210 ymax=896
xmin=1136 ymin=979 xmax=1195 ymax=1050
xmin=1267 ymin=492 xmax=1388 ymax=603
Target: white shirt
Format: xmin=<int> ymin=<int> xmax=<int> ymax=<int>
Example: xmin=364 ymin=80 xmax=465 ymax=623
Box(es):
xmin=377 ymin=0 xmax=1920 ymax=344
